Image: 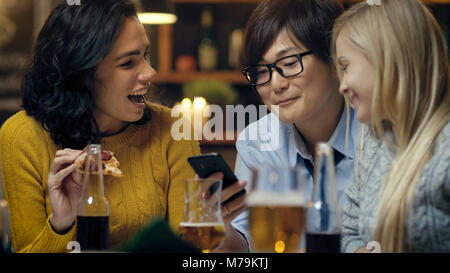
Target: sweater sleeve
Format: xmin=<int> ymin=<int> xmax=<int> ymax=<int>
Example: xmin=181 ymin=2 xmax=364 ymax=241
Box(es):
xmin=0 ymin=114 xmax=75 ymax=253
xmin=342 ymin=125 xmax=367 ymax=253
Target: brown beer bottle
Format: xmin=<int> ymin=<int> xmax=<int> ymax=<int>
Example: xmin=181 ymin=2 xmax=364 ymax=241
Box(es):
xmin=76 ymin=144 xmax=110 ymax=251
xmin=306 ymin=142 xmax=342 ymax=253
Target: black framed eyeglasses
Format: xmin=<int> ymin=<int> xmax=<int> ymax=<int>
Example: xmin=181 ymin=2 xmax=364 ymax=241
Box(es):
xmin=242 ymin=51 xmax=314 ymax=86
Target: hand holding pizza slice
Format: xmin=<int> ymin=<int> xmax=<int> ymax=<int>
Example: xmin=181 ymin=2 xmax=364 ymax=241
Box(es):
xmin=75 ymin=149 xmax=123 ymax=177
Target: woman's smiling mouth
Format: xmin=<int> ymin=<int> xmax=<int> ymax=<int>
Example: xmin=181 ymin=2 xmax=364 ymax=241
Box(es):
xmin=127 ymin=87 xmax=148 ymax=105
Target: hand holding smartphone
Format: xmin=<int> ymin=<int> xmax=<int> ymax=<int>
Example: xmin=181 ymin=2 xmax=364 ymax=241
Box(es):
xmin=187 ymin=153 xmax=246 ymax=204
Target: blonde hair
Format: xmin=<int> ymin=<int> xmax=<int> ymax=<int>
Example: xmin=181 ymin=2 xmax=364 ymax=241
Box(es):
xmin=332 ymin=0 xmax=450 ymax=252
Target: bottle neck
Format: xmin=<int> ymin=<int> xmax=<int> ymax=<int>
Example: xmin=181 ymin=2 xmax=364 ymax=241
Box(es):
xmin=307 ymin=143 xmax=341 ymax=234
xmin=85 ymin=173 xmax=106 ymax=198
xmin=77 ymin=145 xmax=109 ymax=216
xmin=83 ymin=149 xmax=105 ymax=198
xmin=312 ymin=153 xmax=338 ymax=205
xmin=201 ymin=9 xmax=213 ymax=29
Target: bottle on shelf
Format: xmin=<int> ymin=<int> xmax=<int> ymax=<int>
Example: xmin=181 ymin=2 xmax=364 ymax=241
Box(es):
xmin=228 ymin=28 xmax=243 ymax=69
xmin=76 ymin=144 xmax=110 ymax=251
xmin=198 ymin=8 xmax=218 ymax=71
xmin=306 ymin=142 xmax=342 ymax=253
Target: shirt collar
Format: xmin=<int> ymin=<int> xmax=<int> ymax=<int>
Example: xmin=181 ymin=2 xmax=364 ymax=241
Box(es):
xmin=290 ymin=105 xmax=356 ymax=161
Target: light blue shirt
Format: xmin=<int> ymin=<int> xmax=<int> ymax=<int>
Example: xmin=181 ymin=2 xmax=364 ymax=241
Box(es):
xmin=231 ymin=105 xmax=360 ymax=251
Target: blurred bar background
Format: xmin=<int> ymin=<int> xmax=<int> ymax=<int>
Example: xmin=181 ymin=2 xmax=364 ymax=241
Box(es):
xmin=0 ymin=0 xmax=448 ymax=169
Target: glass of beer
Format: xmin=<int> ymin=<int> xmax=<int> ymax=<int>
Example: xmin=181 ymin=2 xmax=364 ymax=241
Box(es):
xmin=179 ymin=177 xmax=225 ymax=253
xmin=247 ymin=166 xmax=307 ymax=253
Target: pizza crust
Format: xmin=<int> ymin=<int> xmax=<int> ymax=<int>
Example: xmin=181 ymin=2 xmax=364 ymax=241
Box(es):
xmin=74 ymin=150 xmax=123 ymax=178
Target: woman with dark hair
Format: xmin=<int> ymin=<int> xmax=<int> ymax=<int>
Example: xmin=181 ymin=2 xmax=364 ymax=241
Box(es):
xmin=0 ymin=0 xmax=205 ymax=252
xmin=231 ymin=0 xmax=360 ymax=251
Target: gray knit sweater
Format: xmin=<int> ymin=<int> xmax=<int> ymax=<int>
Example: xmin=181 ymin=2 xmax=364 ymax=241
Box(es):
xmin=342 ymin=121 xmax=450 ymax=253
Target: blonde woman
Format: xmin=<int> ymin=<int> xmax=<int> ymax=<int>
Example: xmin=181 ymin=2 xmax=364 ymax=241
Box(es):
xmin=333 ymin=0 xmax=450 ymax=252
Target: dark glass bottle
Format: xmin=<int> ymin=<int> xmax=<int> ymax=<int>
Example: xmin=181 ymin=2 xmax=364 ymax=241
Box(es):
xmin=198 ymin=8 xmax=218 ymax=70
xmin=0 ymin=171 xmax=11 ymax=253
xmin=0 ymin=199 xmax=11 ymax=253
xmin=306 ymin=142 xmax=342 ymax=253
xmin=76 ymin=144 xmax=110 ymax=251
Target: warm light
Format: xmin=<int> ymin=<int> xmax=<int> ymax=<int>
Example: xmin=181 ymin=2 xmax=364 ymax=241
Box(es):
xmin=193 ymin=97 xmax=207 ymax=109
xmin=275 ymin=240 xmax=285 ymax=253
xmin=181 ymin=98 xmax=192 ymax=108
xmin=137 ymin=12 xmax=177 ymax=24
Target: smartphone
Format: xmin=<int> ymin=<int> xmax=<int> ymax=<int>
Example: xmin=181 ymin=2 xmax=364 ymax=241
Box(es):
xmin=187 ymin=153 xmax=246 ymax=204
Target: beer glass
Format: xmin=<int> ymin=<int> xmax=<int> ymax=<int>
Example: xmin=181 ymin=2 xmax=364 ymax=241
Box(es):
xmin=179 ymin=177 xmax=225 ymax=253
xmin=247 ymin=166 xmax=307 ymax=253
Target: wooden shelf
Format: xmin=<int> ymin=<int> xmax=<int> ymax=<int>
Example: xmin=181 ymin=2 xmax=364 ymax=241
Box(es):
xmin=344 ymin=0 xmax=450 ymax=3
xmin=153 ymin=70 xmax=247 ymax=84
xmin=156 ymin=1 xmax=259 ymax=86
xmin=171 ymin=0 xmax=262 ymax=3
xmin=155 ymin=0 xmax=450 ymax=87
xmin=169 ymin=1 xmax=450 ymax=6
xmin=422 ymin=0 xmax=450 ymax=3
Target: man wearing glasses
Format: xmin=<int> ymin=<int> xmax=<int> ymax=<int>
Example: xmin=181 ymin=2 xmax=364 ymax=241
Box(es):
xmin=229 ymin=0 xmax=360 ymax=252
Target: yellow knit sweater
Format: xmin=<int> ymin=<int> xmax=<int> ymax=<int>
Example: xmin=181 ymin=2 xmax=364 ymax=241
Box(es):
xmin=0 ymin=103 xmax=200 ymax=253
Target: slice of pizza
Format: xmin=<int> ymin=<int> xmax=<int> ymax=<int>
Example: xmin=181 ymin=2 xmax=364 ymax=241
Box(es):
xmin=75 ymin=150 xmax=123 ymax=178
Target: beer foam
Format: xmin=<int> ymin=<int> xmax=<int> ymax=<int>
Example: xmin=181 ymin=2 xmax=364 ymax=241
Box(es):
xmin=246 ymin=192 xmax=306 ymax=206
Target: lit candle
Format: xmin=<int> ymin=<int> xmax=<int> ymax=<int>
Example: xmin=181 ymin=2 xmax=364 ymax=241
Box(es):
xmin=192 ymin=97 xmax=208 ymax=140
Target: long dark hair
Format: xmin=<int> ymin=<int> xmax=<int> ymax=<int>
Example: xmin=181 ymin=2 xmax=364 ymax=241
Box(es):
xmin=22 ymin=0 xmax=151 ymax=149
xmin=243 ymin=0 xmax=343 ymax=66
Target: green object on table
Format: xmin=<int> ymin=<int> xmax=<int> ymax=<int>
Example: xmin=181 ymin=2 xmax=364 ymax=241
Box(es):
xmin=119 ymin=218 xmax=199 ymax=253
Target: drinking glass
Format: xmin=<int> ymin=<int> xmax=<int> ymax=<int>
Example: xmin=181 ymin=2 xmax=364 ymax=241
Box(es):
xmin=247 ymin=165 xmax=307 ymax=253
xmin=179 ymin=177 xmax=225 ymax=253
